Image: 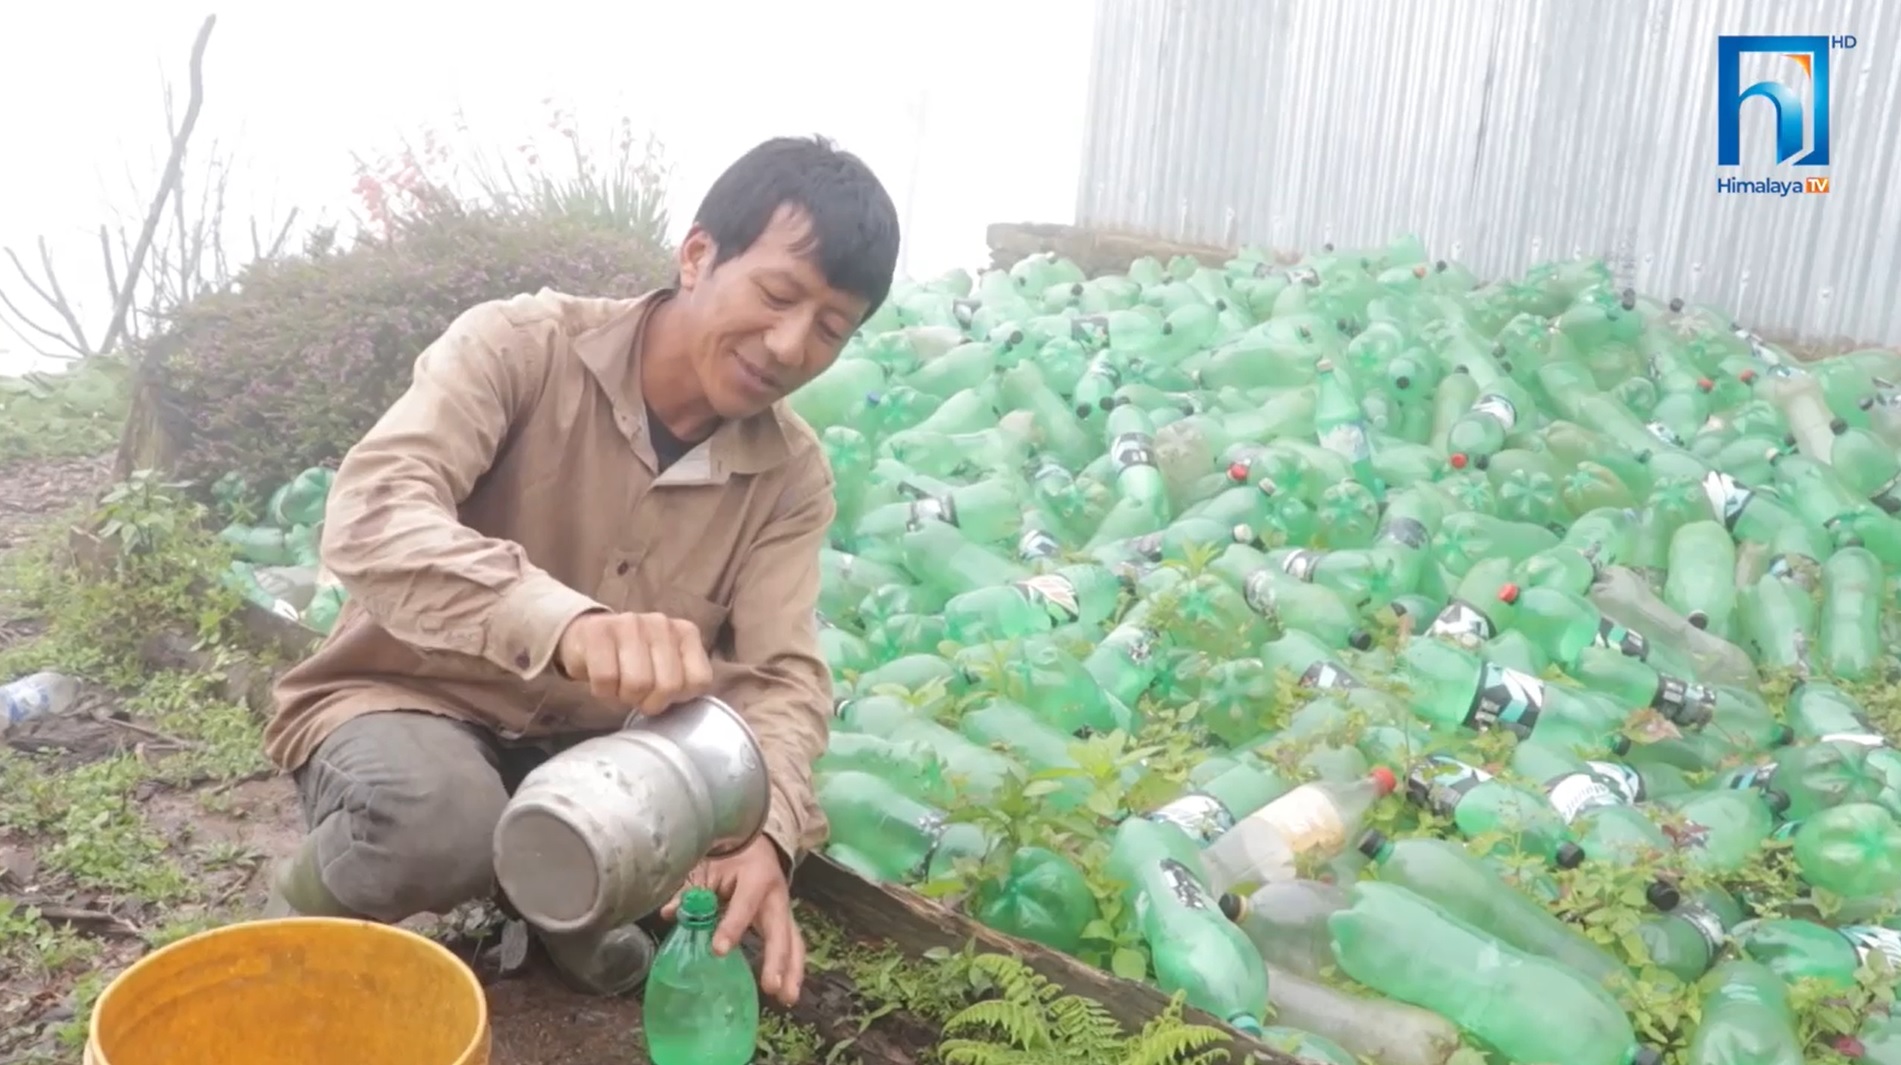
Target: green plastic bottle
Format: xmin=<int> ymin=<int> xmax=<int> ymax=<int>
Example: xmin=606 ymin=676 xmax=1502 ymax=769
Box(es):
xmin=1401 ymin=753 xmax=1585 ymax=869
xmin=1329 ymin=880 xmax=1658 ymax=1065
xmin=643 ymin=887 xmax=760 ymax=1065
xmin=1686 ymin=958 xmax=1803 ymax=1065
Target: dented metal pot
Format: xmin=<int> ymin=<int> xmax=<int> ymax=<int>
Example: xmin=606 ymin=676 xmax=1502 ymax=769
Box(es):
xmin=491 ymin=696 xmax=771 ymax=934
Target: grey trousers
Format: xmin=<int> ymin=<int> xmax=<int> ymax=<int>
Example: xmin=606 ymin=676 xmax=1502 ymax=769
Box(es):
xmin=293 ymin=710 xmax=601 ymax=924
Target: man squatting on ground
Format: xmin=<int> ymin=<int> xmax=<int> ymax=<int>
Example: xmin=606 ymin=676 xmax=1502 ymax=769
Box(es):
xmin=257 ymin=135 xmax=902 ymax=1007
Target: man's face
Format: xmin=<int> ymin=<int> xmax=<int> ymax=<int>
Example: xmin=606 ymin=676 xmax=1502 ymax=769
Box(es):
xmin=676 ymin=205 xmax=869 ymax=420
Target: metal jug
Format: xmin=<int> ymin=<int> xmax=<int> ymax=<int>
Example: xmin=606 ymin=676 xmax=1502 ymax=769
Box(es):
xmin=491 ymin=696 xmax=771 ymax=933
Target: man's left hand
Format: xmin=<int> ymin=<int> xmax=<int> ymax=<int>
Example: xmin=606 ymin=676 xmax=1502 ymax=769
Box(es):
xmin=661 ymin=834 xmax=804 ymax=1006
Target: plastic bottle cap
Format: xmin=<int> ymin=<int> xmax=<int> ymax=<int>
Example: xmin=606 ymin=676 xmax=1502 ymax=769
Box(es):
xmin=1073 ymin=403 xmax=1093 ymax=419
xmin=1496 ymin=583 xmax=1520 ymax=604
xmin=1859 ymin=395 xmax=1875 ymax=410
xmin=1608 ymin=734 xmax=1633 ymax=756
xmin=1771 ymin=724 xmax=1795 ymax=747
xmin=1554 ymin=842 xmax=1587 ymax=869
xmin=1472 ymin=453 xmax=1491 ymax=471
xmin=1099 ymin=396 xmax=1119 ymax=411
xmin=1740 ymin=369 xmax=1758 ymax=383
xmin=1356 ymin=829 xmax=1389 ymax=858
xmin=1348 ymin=630 xmax=1374 ymax=651
xmin=1368 ymin=766 xmax=1398 ymax=795
xmin=1435 ymin=260 xmax=1448 ymax=272
xmin=1697 ymin=377 xmax=1714 ymax=392
xmin=1161 ymin=322 xmax=1174 ymax=336
xmin=1764 ymin=789 xmax=1792 ymax=815
xmin=1227 ymin=461 xmax=1251 ymax=482
xmin=1645 ymin=880 xmax=1682 ymax=912
xmin=1686 ymin=609 xmax=1709 ymax=630
xmin=1449 ymin=452 xmax=1469 ymax=469
xmin=1008 ymin=329 xmax=1025 ymax=346
xmin=1412 ymin=265 xmax=1428 ymax=278
xmin=864 ymin=391 xmax=884 ymax=406
xmin=1830 ymin=417 xmax=1848 ymax=434
xmin=1394 ymin=374 xmax=1412 ymax=389
xmin=678 ymin=886 xmax=720 ymax=922
xmin=1668 ymin=297 xmax=1685 ymax=312
xmin=1217 ymin=893 xmax=1246 ymax=922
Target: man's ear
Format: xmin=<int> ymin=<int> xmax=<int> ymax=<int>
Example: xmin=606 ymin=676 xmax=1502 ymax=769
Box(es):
xmin=677 ymin=225 xmax=717 ymax=290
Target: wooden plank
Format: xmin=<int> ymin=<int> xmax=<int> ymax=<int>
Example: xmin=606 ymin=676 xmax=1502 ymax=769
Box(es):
xmin=792 ymin=855 xmax=1297 ymax=1065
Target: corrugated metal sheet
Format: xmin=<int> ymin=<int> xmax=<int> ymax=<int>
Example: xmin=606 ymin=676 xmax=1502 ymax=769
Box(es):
xmin=1076 ymin=0 xmax=1901 ymax=344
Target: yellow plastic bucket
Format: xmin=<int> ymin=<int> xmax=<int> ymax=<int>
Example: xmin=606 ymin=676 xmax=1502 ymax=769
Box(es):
xmin=85 ymin=917 xmax=490 ymax=1065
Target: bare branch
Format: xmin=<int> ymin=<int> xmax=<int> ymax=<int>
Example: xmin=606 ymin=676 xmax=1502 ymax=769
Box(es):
xmin=0 ymin=286 xmax=87 ymax=358
xmin=96 ymin=13 xmax=217 ymax=357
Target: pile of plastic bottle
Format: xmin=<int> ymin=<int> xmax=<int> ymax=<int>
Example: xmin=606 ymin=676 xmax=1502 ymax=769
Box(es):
xmin=802 ymin=241 xmax=1901 ymax=1065
xmin=214 ymin=466 xmax=345 ymax=634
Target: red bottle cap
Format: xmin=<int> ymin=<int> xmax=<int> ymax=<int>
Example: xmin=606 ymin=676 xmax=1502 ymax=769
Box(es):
xmin=1412 ymin=264 xmax=1428 ymax=278
xmin=1227 ymin=461 xmax=1251 ymax=482
xmin=1497 ymin=583 xmax=1520 ymax=604
xmin=1697 ymin=376 xmax=1714 ymax=392
xmin=1368 ymin=766 xmax=1398 ymax=795
xmin=1739 ymin=368 xmax=1758 ymax=383
xmin=1449 ymin=452 xmax=1469 ymax=469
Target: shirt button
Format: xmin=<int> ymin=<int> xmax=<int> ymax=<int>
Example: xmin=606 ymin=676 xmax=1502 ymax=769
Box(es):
xmin=616 ymin=561 xmax=630 ymax=575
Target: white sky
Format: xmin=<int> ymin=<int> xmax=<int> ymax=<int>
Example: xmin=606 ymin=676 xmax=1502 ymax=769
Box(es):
xmin=0 ymin=1 xmax=1095 ymax=374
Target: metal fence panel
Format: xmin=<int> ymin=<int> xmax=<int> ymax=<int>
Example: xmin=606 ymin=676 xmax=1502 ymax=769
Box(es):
xmin=1075 ymin=0 xmax=1901 ymax=344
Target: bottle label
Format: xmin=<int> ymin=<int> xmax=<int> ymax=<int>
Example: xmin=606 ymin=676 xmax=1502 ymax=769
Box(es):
xmin=1871 ymin=472 xmax=1901 ymax=516
xmin=1676 ymin=902 xmax=1727 ymax=957
xmin=1594 ymin=618 xmax=1650 ymax=660
xmin=1376 ymin=515 xmax=1430 ymax=551
xmin=1249 ymin=786 xmax=1349 ymax=859
xmin=1317 ymin=421 xmax=1373 ymax=464
xmin=1242 ymin=571 xmax=1280 ymax=622
xmin=1013 ymin=574 xmax=1083 ymax=625
xmin=1701 ymin=471 xmax=1753 ymax=531
xmin=1819 ymin=731 xmax=1889 ymax=748
xmin=1770 ymin=819 xmax=1802 ymax=842
xmin=1646 ymin=420 xmax=1684 ymax=447
xmin=1577 ymin=761 xmax=1643 ymax=803
xmin=1428 ymin=600 xmax=1494 ymax=646
xmin=1298 ymin=660 xmax=1361 ymax=690
xmin=1546 ymin=772 xmax=1623 ymax=823
xmin=1463 ymin=662 xmax=1547 ymax=736
xmin=1279 ymin=549 xmax=1323 ymax=582
xmin=905 ymin=494 xmax=957 ymax=531
xmin=1110 ymin=432 xmax=1158 ymax=472
xmin=1651 ymin=675 xmax=1715 ymax=725
xmin=1018 ymin=528 xmax=1062 ymax=562
xmin=1158 ymin=858 xmax=1218 ymax=911
xmin=1129 ymin=532 xmax=1165 ymax=561
xmin=1473 ymin=393 xmax=1518 ymax=431
xmin=1405 ymin=755 xmax=1492 ymax=818
xmin=1147 ymin=793 xmax=1236 ymax=845
xmin=1841 ymin=926 xmax=1901 ymax=972
xmin=1727 ymin=762 xmax=1779 ymax=795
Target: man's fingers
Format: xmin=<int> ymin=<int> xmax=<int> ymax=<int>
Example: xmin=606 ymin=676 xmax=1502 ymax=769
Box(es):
xmin=756 ymin=892 xmax=802 ymax=1005
xmin=713 ymin=874 xmax=767 ymax=957
xmin=614 ymin=620 xmax=655 ymax=708
xmin=583 ymin=628 xmax=620 ymax=703
xmin=639 ymin=614 xmax=684 ymax=715
xmin=674 ymin=620 xmax=715 ymax=697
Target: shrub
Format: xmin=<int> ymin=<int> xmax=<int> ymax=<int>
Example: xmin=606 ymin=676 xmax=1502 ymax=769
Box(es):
xmin=131 ymin=111 xmax=675 ymax=491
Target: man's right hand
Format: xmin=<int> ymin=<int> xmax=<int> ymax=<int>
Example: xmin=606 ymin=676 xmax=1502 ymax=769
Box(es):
xmin=555 ymin=612 xmax=715 ymax=715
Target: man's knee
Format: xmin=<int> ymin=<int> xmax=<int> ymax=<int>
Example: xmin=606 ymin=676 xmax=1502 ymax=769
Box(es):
xmin=296 ymin=711 xmax=507 ymax=923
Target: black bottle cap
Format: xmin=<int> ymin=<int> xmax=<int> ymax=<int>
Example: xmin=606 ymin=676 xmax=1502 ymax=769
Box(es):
xmin=1007 ymin=329 xmax=1025 ymax=347
xmin=1472 ymin=453 xmax=1491 ymax=471
xmin=1098 ymin=396 xmax=1117 ymax=411
xmin=1357 ymin=829 xmax=1389 ymax=859
xmin=1070 ymin=283 xmax=1084 ymax=296
xmin=1394 ymin=374 xmax=1412 ymax=390
xmin=1348 ymin=630 xmax=1374 ymax=651
xmin=1783 ymin=432 xmax=1798 ymax=448
xmin=1161 ymin=322 xmax=1174 ymax=336
xmin=1298 ymin=325 xmax=1313 ymax=341
xmin=1668 ymin=297 xmax=1685 ymax=312
xmin=1554 ymin=842 xmax=1587 ymax=869
xmin=1434 ymin=259 xmax=1448 ymax=272
xmin=1218 ymin=893 xmax=1246 ymax=922
xmin=1830 ymin=417 xmax=1849 ymax=434
xmin=1215 ymin=299 xmax=1228 ymax=312
xmin=1608 ymin=734 xmax=1633 ymax=756
xmin=1764 ymin=789 xmax=1792 ymax=815
xmin=1074 ymin=402 xmax=1093 ymax=419
xmin=1770 ymin=724 xmax=1795 ymax=747
xmin=1860 ymin=396 xmax=1876 ymax=411
xmin=1686 ymin=609 xmax=1709 ymax=630
xmin=1646 ymin=880 xmax=1682 ymax=912
xmin=1322 ymin=242 xmax=1335 ymax=252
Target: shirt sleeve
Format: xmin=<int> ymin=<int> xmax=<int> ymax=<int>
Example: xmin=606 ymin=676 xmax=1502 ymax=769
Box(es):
xmin=713 ymin=448 xmax=838 ymax=871
xmin=319 ymin=299 xmax=605 ymax=678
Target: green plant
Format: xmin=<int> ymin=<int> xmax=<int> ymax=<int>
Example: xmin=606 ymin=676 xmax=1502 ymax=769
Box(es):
xmin=937 ymin=954 xmax=1227 ymax=1065
xmin=0 ymin=357 xmax=131 ymax=461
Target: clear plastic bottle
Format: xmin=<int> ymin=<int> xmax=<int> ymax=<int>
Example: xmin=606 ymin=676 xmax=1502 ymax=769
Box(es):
xmin=1199 ymin=768 xmax=1396 ymax=895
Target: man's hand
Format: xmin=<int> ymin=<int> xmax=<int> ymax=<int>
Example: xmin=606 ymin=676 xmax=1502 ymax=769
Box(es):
xmin=556 ymin=611 xmax=714 ymax=715
xmin=661 ymin=835 xmax=803 ymax=1006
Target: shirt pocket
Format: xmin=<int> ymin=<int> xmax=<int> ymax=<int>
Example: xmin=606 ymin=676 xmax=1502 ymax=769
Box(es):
xmin=621 ymin=568 xmax=730 ymax=651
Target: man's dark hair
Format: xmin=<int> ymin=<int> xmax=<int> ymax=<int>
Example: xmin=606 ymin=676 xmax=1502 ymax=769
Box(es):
xmin=692 ymin=135 xmax=901 ymax=318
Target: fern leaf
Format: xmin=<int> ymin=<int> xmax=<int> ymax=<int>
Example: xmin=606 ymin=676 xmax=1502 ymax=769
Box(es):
xmin=1047 ymin=994 xmax=1124 ymax=1058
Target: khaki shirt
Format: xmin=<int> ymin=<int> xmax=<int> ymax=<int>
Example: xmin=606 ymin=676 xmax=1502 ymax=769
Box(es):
xmin=264 ymin=288 xmax=836 ymax=863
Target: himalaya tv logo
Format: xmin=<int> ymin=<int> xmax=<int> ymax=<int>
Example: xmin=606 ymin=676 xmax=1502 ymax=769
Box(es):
xmin=1715 ymin=34 xmax=1855 ymax=196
